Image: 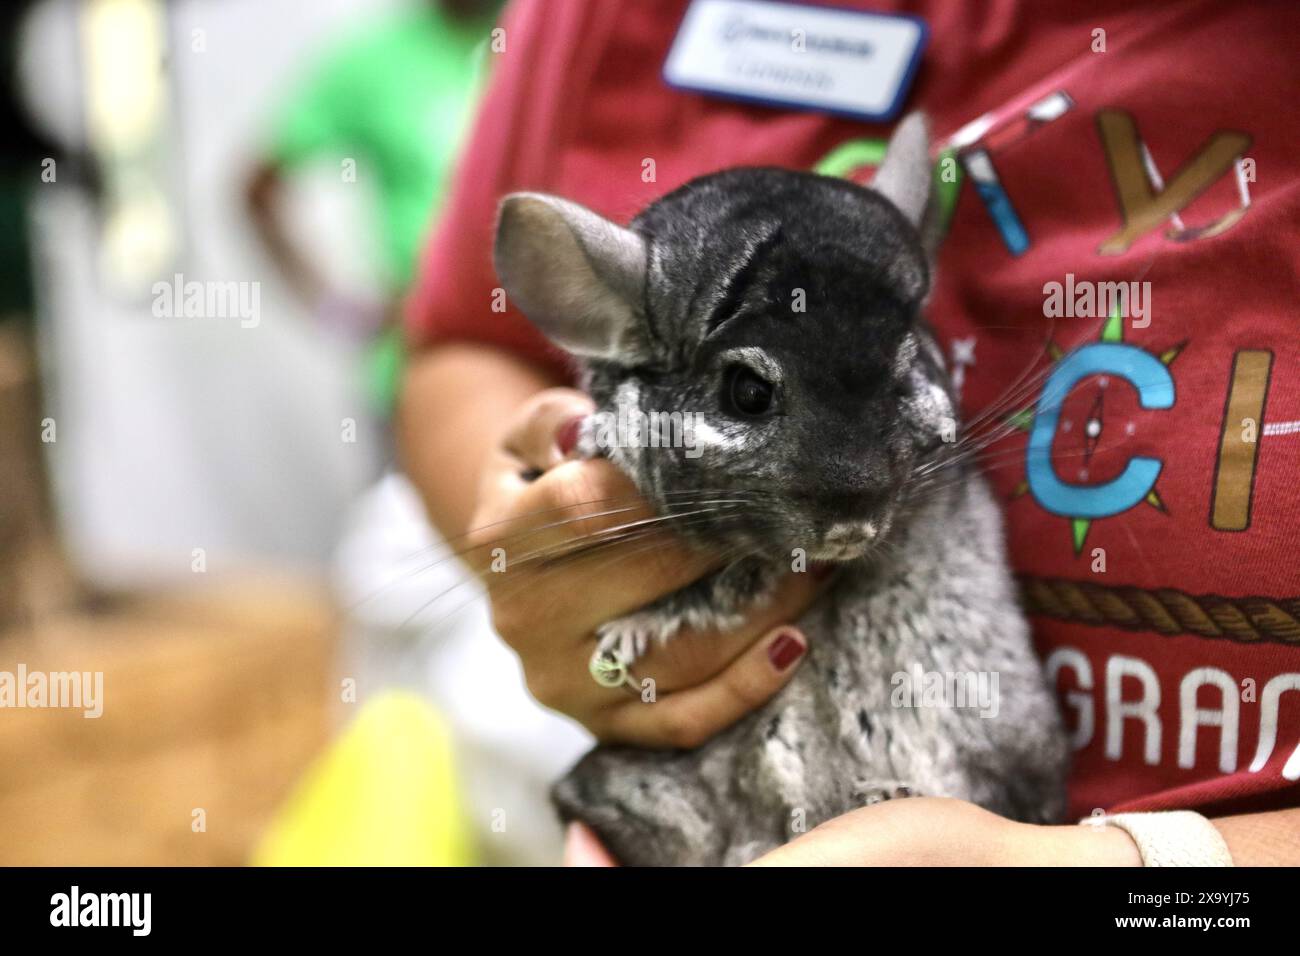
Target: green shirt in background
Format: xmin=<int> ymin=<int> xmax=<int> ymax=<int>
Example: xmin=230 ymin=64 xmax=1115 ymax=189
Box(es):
xmin=266 ymin=5 xmax=494 ymax=411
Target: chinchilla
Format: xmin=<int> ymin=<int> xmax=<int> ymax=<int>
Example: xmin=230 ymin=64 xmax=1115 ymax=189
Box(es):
xmin=491 ymin=114 xmax=1069 ymax=866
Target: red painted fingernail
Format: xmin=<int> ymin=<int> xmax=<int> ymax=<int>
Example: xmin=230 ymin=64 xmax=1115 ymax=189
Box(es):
xmin=767 ymin=629 xmax=806 ymax=672
xmin=556 ymin=415 xmax=584 ymax=457
xmin=811 ymin=561 xmax=836 ymax=581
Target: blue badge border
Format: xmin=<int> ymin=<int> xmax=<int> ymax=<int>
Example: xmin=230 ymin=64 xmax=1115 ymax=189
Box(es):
xmin=661 ymin=0 xmax=929 ymax=124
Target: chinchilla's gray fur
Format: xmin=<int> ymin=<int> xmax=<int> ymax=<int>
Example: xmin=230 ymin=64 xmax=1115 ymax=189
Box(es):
xmin=492 ymin=115 xmax=1069 ymax=866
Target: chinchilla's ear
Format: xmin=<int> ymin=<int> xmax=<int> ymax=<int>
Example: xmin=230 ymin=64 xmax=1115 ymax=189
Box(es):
xmin=494 ymin=192 xmax=648 ymax=362
xmin=870 ymin=112 xmax=931 ymax=229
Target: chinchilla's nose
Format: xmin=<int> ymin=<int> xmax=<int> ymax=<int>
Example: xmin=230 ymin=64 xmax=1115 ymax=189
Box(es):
xmin=798 ymin=487 xmax=890 ymax=524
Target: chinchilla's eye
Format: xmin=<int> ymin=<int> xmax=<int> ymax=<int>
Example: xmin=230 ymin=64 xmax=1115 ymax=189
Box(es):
xmin=724 ymin=365 xmax=775 ymax=417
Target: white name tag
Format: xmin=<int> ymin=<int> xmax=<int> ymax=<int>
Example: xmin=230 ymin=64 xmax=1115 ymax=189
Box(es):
xmin=664 ymin=0 xmax=926 ymax=122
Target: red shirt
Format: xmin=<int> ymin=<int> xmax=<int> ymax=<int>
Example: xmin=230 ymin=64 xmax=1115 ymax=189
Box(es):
xmin=408 ymin=0 xmax=1300 ymax=819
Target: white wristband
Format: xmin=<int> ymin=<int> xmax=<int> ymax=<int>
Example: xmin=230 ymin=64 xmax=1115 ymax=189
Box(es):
xmin=1094 ymin=811 xmax=1234 ymax=867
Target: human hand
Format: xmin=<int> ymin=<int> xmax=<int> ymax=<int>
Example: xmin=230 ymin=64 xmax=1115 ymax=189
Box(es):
xmin=747 ymin=797 xmax=1143 ymax=866
xmin=562 ymin=821 xmax=619 ymax=866
xmin=562 ymin=798 xmax=1142 ymax=867
xmin=466 ymin=388 xmax=829 ymax=748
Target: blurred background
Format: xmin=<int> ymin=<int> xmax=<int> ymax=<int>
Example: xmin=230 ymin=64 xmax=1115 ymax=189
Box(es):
xmin=0 ymin=0 xmax=588 ymax=866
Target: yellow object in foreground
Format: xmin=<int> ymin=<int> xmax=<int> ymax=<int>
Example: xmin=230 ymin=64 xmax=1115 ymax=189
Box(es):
xmin=253 ymin=691 xmax=475 ymax=866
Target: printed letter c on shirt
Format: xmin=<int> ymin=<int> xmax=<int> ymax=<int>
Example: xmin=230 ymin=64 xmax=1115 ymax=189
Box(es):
xmin=1027 ymin=343 xmax=1173 ymax=519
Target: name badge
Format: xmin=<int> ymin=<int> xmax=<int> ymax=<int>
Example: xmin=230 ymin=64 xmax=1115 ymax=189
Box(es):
xmin=663 ymin=0 xmax=927 ymax=122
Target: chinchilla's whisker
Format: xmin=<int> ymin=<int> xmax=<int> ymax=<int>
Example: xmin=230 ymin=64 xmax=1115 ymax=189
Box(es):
xmin=347 ymin=502 xmax=654 ymax=613
xmin=398 ymin=508 xmax=756 ymax=633
xmin=916 ymin=426 xmax=1025 ymax=474
xmin=485 ymin=515 xmax=758 ymax=621
xmin=443 ymin=531 xmax=768 ymax=644
xmin=956 ymin=365 xmax=1173 ymax=459
xmin=393 ymin=521 xmax=687 ymax=633
xmin=916 ymin=421 xmax=1030 ymax=474
xmin=523 ymin=505 xmax=752 ymax=567
xmin=918 ymin=388 xmax=1135 ymax=476
xmin=957 ymin=359 xmax=1056 ymax=436
xmin=964 ymin=441 xmax=1121 ymax=471
xmin=1116 ymin=513 xmax=1154 ymax=572
xmin=954 ymin=337 xmax=1060 ymax=435
xmin=432 ymin=502 xmax=750 ymax=592
xmin=956 ymin=309 xmax=1115 ymax=434
xmin=956 ymin=303 xmax=1140 ymax=438
xmin=446 ymin=501 xmax=753 ymax=594
xmin=441 ymin=487 xmax=780 ymax=586
xmin=400 ymin=528 xmax=687 ymax=637
xmin=907 ymin=446 xmax=1090 ymax=503
xmin=377 ymin=490 xmax=690 ymax=567
xmin=519 ymin=512 xmax=712 ymax=568
xmin=391 ymin=487 xmax=775 ymax=567
xmin=918 ymin=384 xmax=1159 ymax=478
xmin=348 ymin=490 xmax=768 ymax=613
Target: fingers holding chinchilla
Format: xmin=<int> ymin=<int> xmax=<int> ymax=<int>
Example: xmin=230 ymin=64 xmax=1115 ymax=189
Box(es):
xmin=501 ymin=387 xmax=594 ymax=475
xmin=473 ymin=459 xmax=721 ymax=647
xmin=596 ymin=624 xmax=809 ymax=749
xmin=470 ymin=439 xmax=651 ymax=554
xmin=582 ymin=572 xmax=827 ymax=747
xmin=611 ymin=569 xmax=827 ymax=691
xmin=467 ymin=413 xmax=660 ymax=574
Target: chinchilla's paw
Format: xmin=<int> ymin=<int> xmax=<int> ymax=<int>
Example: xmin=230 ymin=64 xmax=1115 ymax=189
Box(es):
xmin=594 ymin=607 xmax=692 ymax=664
xmin=853 ymin=780 xmax=922 ymax=806
xmin=593 ymin=557 xmax=783 ymax=665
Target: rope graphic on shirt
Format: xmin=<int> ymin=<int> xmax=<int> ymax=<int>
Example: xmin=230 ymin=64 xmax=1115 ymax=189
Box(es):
xmin=1020 ymin=576 xmax=1300 ymax=645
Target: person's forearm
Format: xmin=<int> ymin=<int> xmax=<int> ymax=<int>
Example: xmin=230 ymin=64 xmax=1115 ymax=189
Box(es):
xmin=1211 ymin=807 xmax=1300 ymax=865
xmin=1031 ymin=808 xmax=1300 ymax=866
xmin=397 ymin=341 xmax=561 ymax=540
